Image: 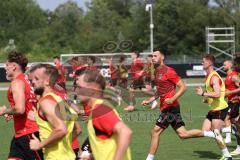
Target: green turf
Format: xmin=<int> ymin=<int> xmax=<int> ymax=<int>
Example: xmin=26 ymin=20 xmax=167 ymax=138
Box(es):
xmin=0 ymin=87 xmax=238 ymax=159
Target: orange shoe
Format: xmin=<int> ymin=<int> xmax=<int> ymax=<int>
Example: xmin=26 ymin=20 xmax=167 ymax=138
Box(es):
xmin=124 ymin=105 xmax=135 ymax=112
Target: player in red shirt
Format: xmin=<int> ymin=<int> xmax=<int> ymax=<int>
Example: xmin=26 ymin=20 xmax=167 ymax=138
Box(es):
xmin=142 ymin=49 xmax=221 ymax=160
xmin=53 ymin=56 xmax=66 ymax=90
xmin=124 ymin=51 xmax=145 ymax=111
xmin=75 ymin=68 xmax=132 ymax=160
xmin=143 ymin=54 xmax=158 ymax=109
xmin=0 ymin=51 xmax=43 ymax=160
xmin=107 ymin=57 xmax=122 ymax=106
xmin=222 ymin=60 xmax=240 ymax=155
xmin=68 ymin=57 xmax=88 ymax=104
xmin=109 ymin=57 xmax=119 ymax=87
xmin=87 ymin=56 xmax=98 ymax=71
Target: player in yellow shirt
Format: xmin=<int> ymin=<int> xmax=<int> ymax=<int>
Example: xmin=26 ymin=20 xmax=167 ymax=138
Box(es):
xmin=196 ymin=54 xmax=232 ymax=160
xmin=29 ymin=63 xmax=77 ymax=160
xmin=75 ymin=68 xmax=132 ymax=160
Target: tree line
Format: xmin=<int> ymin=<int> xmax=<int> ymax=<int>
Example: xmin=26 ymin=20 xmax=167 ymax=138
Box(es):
xmin=0 ymin=0 xmax=239 ymax=61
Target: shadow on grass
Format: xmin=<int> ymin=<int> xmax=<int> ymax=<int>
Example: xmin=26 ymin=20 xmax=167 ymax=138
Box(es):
xmin=193 ymin=151 xmax=220 ymax=159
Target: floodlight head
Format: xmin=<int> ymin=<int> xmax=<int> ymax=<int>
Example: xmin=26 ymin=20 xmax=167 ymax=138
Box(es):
xmin=145 ymin=4 xmax=152 ymax=12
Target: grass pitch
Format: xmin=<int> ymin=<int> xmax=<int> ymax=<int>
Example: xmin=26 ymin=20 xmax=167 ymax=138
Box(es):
xmin=0 ymin=87 xmax=238 ymax=160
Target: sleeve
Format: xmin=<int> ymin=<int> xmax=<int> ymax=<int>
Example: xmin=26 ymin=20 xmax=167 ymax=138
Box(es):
xmin=167 ymin=68 xmax=181 ymax=84
xmin=92 ymin=104 xmax=120 ymax=136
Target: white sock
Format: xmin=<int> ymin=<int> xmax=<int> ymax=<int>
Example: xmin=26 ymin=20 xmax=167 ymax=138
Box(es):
xmin=222 ymin=126 xmax=231 ymax=133
xmin=222 ymin=148 xmax=231 ymax=158
xmin=203 ymin=131 xmax=215 ymax=138
xmin=146 ymin=154 xmax=154 ymax=160
xmin=153 ymin=100 xmax=157 ymax=104
xmin=151 ymin=100 xmax=158 ymax=109
xmin=225 ymin=132 xmax=231 ymax=141
xmin=237 ymin=145 xmax=240 ymax=150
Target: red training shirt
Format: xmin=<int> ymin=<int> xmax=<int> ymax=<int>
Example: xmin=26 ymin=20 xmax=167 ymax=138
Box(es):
xmin=130 ymin=58 xmax=144 ymax=79
xmin=225 ymin=71 xmax=239 ymax=102
xmin=55 ymin=63 xmax=66 ymax=83
xmin=154 ymin=65 xmax=181 ymax=110
xmin=92 ymin=103 xmax=120 ymax=140
xmin=8 ymin=73 xmax=39 ymax=137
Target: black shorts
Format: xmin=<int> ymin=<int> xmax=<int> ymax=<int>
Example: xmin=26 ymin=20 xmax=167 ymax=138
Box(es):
xmin=227 ymin=102 xmax=239 ymax=119
xmin=57 ymin=82 xmax=66 ymax=90
xmin=110 ymin=79 xmax=118 ymax=87
xmin=8 ymin=132 xmax=43 ymax=160
xmin=206 ymin=108 xmax=228 ymax=121
xmin=81 ymin=137 xmax=92 ymax=153
xmin=156 ymin=106 xmax=185 ymax=130
xmin=73 ymin=148 xmax=80 ymax=160
xmin=119 ymin=78 xmax=128 ymax=88
xmin=145 ymin=77 xmax=155 ymax=87
xmin=130 ymin=78 xmax=144 ymax=90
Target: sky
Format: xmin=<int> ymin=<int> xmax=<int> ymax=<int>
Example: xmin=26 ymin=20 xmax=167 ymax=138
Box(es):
xmin=35 ymin=0 xmax=90 ymax=11
xmin=36 ymin=0 xmax=218 ymax=11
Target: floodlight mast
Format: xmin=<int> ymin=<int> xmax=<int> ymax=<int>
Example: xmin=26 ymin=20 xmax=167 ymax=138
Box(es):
xmin=146 ymin=3 xmax=154 ymax=53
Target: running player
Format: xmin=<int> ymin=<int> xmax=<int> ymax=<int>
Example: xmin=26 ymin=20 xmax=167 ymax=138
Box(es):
xmin=75 ymin=68 xmax=132 ymax=160
xmin=143 ymin=54 xmax=158 ymax=109
xmin=221 ymin=60 xmax=240 ymax=144
xmin=118 ymin=55 xmax=128 ymax=88
xmin=142 ymin=50 xmax=227 ymax=160
xmin=27 ymin=69 xmax=82 ymax=160
xmin=87 ymin=56 xmax=98 ymax=71
xmin=124 ymin=51 xmax=145 ymax=111
xmin=196 ymin=54 xmax=232 ymax=160
xmin=53 ymin=56 xmax=66 ymax=90
xmin=52 ymin=82 xmax=82 ymax=160
xmin=29 ymin=63 xmax=77 ymax=160
xmin=68 ymin=57 xmax=87 ymax=104
xmin=109 ymin=57 xmax=119 ymax=87
xmin=0 ymin=51 xmax=43 ymax=160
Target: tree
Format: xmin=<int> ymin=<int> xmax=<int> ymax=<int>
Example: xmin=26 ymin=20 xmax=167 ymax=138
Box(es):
xmin=0 ymin=0 xmax=47 ymax=54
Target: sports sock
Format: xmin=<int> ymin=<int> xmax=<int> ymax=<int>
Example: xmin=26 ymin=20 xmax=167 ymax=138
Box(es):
xmin=222 ymin=148 xmax=231 ymax=158
xmin=146 ymin=154 xmax=154 ymax=160
xmin=236 ymin=145 xmax=240 ymax=151
xmin=222 ymin=126 xmax=231 ymax=133
xmin=225 ymin=132 xmax=231 ymax=142
xmin=203 ymin=131 xmax=215 ymax=138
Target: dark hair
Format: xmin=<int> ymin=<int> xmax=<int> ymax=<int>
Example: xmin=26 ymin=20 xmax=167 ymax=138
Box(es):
xmin=7 ymin=51 xmax=28 ymax=72
xmin=147 ymin=54 xmax=153 ymax=58
xmin=30 ymin=63 xmax=59 ymax=87
xmin=53 ymin=56 xmax=60 ymax=59
xmin=119 ymin=55 xmax=126 ymax=63
xmin=153 ymin=48 xmax=166 ymax=56
xmin=203 ymin=54 xmax=215 ymax=64
xmin=133 ymin=51 xmax=140 ymax=57
xmin=72 ymin=57 xmax=78 ymax=61
xmin=75 ymin=68 xmax=106 ymax=90
xmin=88 ymin=56 xmax=96 ymax=63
